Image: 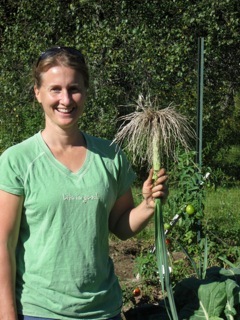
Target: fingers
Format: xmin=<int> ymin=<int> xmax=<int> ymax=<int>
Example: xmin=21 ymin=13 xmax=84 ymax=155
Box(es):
xmin=152 ymin=169 xmax=168 ymax=200
xmin=152 ymin=184 xmax=168 ymax=199
xmin=153 ymin=169 xmax=168 ymax=186
xmin=155 ymin=168 xmax=167 ymax=181
xmin=146 ymin=168 xmax=167 ymax=185
xmin=142 ymin=168 xmax=168 ymax=202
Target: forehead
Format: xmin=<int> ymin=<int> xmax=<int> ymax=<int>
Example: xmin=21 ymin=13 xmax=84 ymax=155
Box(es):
xmin=40 ymin=66 xmax=84 ymax=84
xmin=42 ymin=65 xmax=80 ymax=77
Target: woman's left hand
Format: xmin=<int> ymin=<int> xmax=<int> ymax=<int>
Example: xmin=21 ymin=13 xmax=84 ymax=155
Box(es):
xmin=142 ymin=168 xmax=168 ymax=208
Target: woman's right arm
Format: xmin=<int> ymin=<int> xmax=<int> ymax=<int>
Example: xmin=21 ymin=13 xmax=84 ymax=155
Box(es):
xmin=0 ymin=190 xmax=23 ymax=320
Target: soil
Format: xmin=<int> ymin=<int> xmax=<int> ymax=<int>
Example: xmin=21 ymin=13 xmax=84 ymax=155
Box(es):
xmin=109 ymin=238 xmax=171 ymax=320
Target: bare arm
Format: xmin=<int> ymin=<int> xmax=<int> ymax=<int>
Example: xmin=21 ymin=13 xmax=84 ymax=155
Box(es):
xmin=109 ymin=168 xmax=168 ymax=240
xmin=0 ymin=190 xmax=23 ymax=320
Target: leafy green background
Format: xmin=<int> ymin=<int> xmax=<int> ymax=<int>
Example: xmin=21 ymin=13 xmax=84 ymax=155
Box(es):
xmin=0 ymin=0 xmax=239 ymax=180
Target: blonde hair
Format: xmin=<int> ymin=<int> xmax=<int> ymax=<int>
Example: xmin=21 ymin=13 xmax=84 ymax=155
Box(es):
xmin=33 ymin=47 xmax=89 ymax=89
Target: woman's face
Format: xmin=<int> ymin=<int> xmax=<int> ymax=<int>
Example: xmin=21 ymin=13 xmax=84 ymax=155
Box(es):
xmin=34 ymin=65 xmax=87 ymax=130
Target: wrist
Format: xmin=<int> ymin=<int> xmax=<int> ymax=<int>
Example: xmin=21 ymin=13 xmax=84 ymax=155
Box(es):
xmin=142 ymin=197 xmax=155 ymax=212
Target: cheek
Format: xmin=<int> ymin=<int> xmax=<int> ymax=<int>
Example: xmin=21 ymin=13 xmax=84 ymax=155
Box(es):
xmin=39 ymin=92 xmax=59 ymax=107
xmin=74 ymin=93 xmax=86 ymax=106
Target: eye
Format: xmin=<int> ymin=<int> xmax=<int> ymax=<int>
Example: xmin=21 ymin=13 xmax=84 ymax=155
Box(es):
xmin=69 ymin=86 xmax=82 ymax=94
xmin=51 ymin=87 xmax=61 ymax=93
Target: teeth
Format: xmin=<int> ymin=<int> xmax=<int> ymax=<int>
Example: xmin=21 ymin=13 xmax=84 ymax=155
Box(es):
xmin=57 ymin=108 xmax=73 ymax=113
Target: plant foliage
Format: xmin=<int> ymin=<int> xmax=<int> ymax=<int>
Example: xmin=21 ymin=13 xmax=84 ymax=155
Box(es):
xmin=174 ymin=267 xmax=240 ymax=319
xmin=0 ymin=0 xmax=239 ymax=181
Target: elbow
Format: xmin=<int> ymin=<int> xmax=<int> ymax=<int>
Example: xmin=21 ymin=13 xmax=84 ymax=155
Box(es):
xmin=116 ymin=234 xmax=130 ymax=241
xmin=111 ymin=229 xmax=134 ymax=241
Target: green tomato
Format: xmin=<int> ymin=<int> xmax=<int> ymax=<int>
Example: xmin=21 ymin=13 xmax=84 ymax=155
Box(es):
xmin=164 ymin=223 xmax=171 ymax=230
xmin=186 ymin=204 xmax=195 ymax=215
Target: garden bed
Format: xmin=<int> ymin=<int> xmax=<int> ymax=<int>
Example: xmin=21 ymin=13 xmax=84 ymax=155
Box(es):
xmin=110 ymin=238 xmax=170 ymax=319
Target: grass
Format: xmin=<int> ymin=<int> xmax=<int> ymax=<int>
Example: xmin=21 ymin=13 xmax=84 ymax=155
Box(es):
xmin=204 ymin=187 xmax=240 ymax=222
xmin=132 ymin=184 xmax=240 ymax=246
xmin=203 ymin=186 xmax=240 ymax=248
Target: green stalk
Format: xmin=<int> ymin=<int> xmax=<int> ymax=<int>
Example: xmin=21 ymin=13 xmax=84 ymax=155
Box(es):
xmin=153 ymin=136 xmax=178 ymax=320
xmin=202 ymin=235 xmax=208 ymax=280
xmin=152 ymin=135 xmax=161 ymax=181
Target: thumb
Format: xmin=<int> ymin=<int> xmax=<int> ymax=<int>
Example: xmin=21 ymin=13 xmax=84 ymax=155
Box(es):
xmin=142 ymin=169 xmax=154 ymax=200
xmin=144 ymin=169 xmax=154 ymax=187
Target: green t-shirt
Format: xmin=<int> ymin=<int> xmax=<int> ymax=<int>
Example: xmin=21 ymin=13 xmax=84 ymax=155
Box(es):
xmin=0 ymin=132 xmax=136 ymax=319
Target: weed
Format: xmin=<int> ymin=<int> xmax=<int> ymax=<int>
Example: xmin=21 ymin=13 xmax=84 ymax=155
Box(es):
xmin=134 ymin=250 xmax=159 ymax=286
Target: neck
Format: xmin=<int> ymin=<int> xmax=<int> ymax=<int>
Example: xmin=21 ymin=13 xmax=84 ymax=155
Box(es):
xmin=41 ymin=126 xmax=85 ymax=149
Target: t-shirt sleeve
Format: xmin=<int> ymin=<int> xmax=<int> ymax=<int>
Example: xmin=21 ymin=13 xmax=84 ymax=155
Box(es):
xmin=115 ymin=148 xmax=136 ymax=198
xmin=0 ymin=149 xmax=24 ymax=195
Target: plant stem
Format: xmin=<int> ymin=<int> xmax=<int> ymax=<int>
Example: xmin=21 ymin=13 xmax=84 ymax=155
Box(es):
xmin=152 ymin=134 xmax=161 ymax=180
xmin=153 ymin=135 xmax=178 ymax=320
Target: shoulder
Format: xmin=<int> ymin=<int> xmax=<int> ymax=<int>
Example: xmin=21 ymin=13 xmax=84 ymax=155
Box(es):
xmin=0 ymin=135 xmax=40 ymax=194
xmin=83 ymin=132 xmax=121 ymax=159
xmin=83 ymin=132 xmax=135 ymax=182
xmin=0 ymin=133 xmax=40 ymax=163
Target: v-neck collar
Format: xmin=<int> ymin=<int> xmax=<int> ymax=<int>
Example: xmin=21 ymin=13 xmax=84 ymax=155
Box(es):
xmin=35 ymin=131 xmax=91 ymax=177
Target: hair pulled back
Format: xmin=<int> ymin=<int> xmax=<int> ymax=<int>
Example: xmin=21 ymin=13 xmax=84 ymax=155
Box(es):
xmin=33 ymin=48 xmax=89 ymax=89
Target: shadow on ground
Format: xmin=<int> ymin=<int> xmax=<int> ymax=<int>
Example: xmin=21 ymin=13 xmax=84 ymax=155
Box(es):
xmin=122 ymin=303 xmax=169 ymax=320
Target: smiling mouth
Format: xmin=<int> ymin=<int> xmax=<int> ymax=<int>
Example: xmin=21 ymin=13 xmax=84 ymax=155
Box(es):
xmin=56 ymin=108 xmax=75 ymax=114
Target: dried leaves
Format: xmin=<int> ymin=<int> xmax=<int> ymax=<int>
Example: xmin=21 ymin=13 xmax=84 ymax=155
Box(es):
xmin=113 ymin=94 xmax=196 ymax=168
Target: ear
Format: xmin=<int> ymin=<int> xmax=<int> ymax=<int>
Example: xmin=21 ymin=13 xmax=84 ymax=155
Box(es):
xmin=34 ymin=85 xmax=42 ymax=103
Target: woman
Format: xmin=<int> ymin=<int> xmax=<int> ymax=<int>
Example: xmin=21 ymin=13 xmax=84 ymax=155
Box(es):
xmin=0 ymin=47 xmax=168 ymax=320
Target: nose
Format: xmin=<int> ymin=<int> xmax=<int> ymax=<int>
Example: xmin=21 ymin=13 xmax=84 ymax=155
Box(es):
xmin=60 ymin=89 xmax=72 ymax=105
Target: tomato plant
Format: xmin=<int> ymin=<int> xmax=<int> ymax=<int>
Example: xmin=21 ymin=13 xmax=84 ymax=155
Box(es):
xmin=165 ymin=238 xmax=171 ymax=245
xmin=133 ymin=287 xmax=141 ymax=297
xmin=163 ymin=151 xmax=208 ymax=253
xmin=186 ymin=204 xmax=195 ymax=215
xmin=164 ymin=223 xmax=171 ymax=230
